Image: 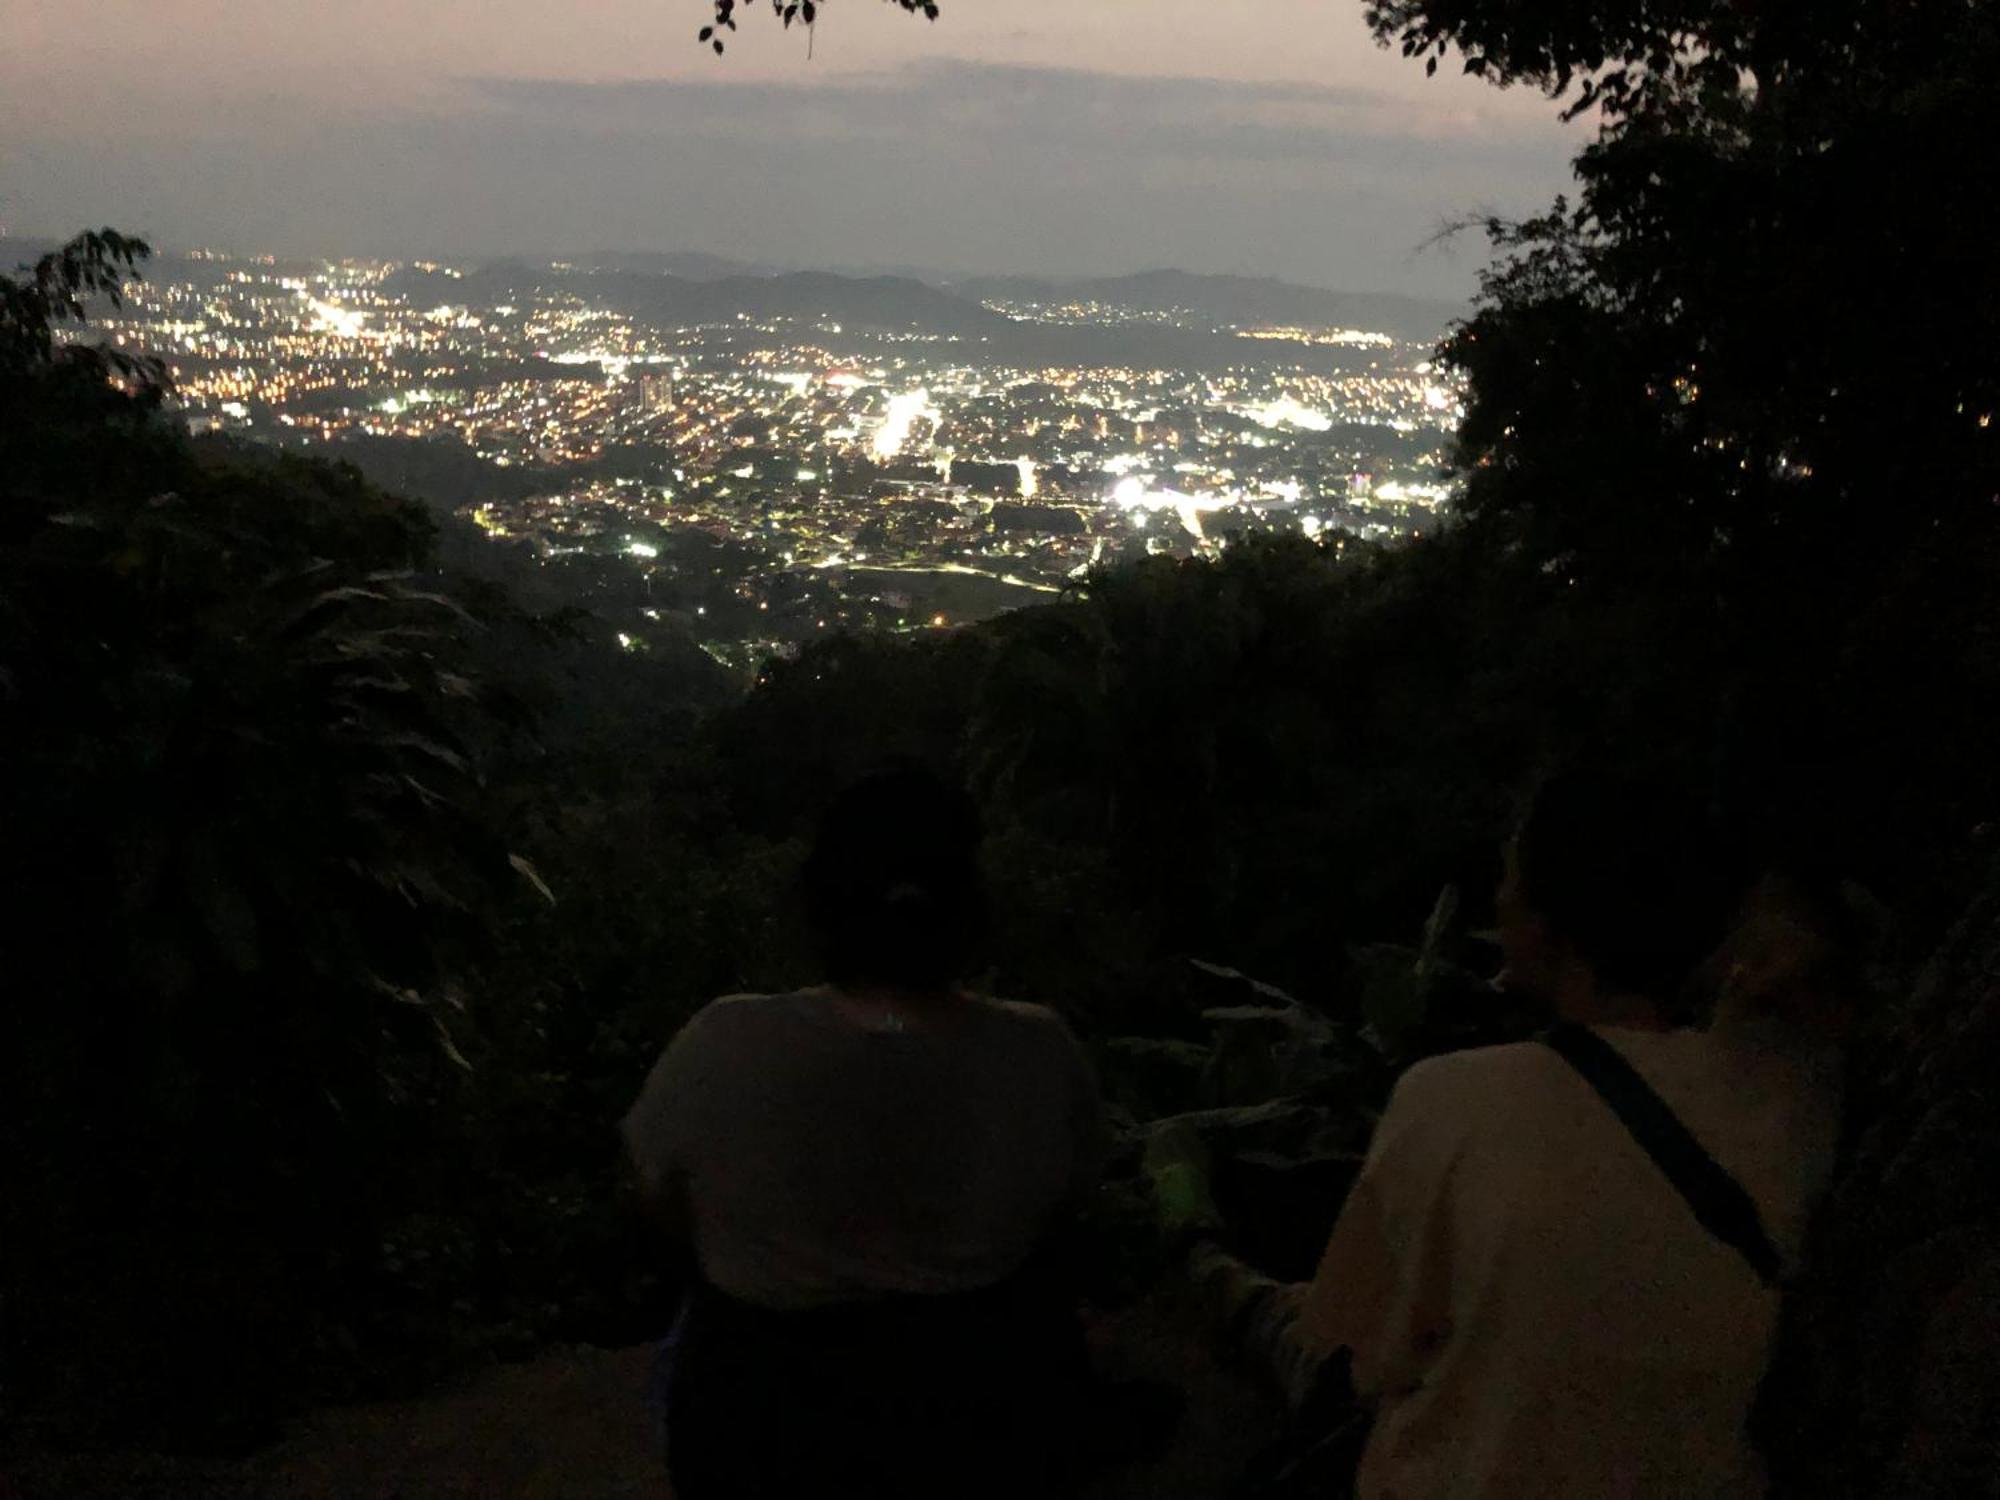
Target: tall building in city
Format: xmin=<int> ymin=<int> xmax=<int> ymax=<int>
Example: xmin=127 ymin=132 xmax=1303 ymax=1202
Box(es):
xmin=638 ymin=372 xmax=675 ymax=414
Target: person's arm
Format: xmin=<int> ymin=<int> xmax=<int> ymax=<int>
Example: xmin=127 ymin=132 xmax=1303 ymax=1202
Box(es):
xmin=621 ymin=1006 xmax=719 ymax=1274
xmin=633 ymin=1163 xmax=695 ymax=1259
xmin=1177 ymin=1241 xmax=1330 ymax=1411
xmin=1296 ymin=1061 xmax=1462 ymax=1404
xmin=1036 ymin=1012 xmax=1112 ymax=1283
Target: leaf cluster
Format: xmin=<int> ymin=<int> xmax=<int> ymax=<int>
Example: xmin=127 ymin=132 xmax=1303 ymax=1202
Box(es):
xmin=1412 ymin=0 xmax=1998 ymax=632
xmin=699 ymin=0 xmax=936 ymax=53
xmin=0 ymin=228 xmax=160 ymax=386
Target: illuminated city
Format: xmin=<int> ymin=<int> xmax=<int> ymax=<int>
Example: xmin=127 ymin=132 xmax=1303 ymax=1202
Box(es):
xmin=94 ymin=249 xmax=1464 ymax=670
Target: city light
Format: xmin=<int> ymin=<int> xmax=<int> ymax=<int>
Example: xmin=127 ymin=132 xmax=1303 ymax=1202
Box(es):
xmin=306 ymin=298 xmax=368 ymax=339
xmin=1244 ymin=397 xmax=1333 ymax=432
xmin=95 ymin=249 xmax=1461 ymax=654
xmin=871 ymin=388 xmax=940 ymax=460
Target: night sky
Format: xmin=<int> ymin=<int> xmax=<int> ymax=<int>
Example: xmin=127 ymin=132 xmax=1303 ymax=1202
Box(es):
xmin=2 ymin=0 xmax=1578 ymax=296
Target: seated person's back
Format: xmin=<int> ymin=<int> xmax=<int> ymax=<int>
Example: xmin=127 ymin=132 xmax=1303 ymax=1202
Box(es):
xmin=1298 ymin=771 xmax=1854 ymax=1498
xmin=624 ymin=983 xmax=1099 ymax=1308
xmin=1307 ymin=1017 xmax=1841 ymax=1497
xmin=621 ymin=764 xmax=1102 ymax=1498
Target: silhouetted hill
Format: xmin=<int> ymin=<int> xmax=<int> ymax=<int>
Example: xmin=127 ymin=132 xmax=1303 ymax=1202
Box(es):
xmin=6 ymin=235 xmax=1459 ymax=345
xmin=956 ymin=269 xmax=1461 ymax=338
xmin=575 ymin=250 xmax=783 ymax=279
xmin=382 ymin=261 xmax=1425 ymax=373
xmin=390 ymin=258 xmax=1460 ymax=345
xmin=389 ymin=263 xmax=1010 ymax=338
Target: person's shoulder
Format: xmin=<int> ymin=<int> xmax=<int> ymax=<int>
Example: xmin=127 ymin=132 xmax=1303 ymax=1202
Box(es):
xmin=1599 ymin=1021 xmax=1738 ymax=1075
xmin=706 ymin=989 xmax=796 ymax=1014
xmin=980 ymin=995 xmax=1079 ymax=1034
xmin=1371 ymin=1039 xmax=1581 ymax=1162
xmin=1396 ymin=1037 xmax=1569 ymax=1093
xmin=982 ymin=995 xmax=1066 ymax=1025
xmin=670 ymin=990 xmax=800 ymax=1049
xmin=1385 ymin=1038 xmax=1578 ymax=1121
xmin=975 ymin=996 xmax=1089 ymax=1054
xmin=625 ymin=994 xmax=793 ymax=1149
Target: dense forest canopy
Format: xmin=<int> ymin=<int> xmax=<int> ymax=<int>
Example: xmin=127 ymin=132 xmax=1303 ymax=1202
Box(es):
xmin=2 ymin=0 xmax=1996 ymax=1487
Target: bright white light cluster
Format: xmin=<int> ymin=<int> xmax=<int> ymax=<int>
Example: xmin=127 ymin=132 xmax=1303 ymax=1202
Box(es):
xmin=871 ymin=388 xmax=939 ymax=460
xmin=1244 ymin=397 xmax=1333 ymax=432
xmin=1110 ymin=475 xmax=1223 ymax=540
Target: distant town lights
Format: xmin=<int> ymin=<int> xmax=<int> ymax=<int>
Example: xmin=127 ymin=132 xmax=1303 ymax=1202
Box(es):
xmin=107 ymin=249 xmax=1464 ymax=646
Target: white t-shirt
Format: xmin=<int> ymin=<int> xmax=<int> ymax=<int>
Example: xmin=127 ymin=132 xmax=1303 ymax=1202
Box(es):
xmin=1299 ymin=1023 xmax=1844 ymax=1499
xmin=622 ymin=988 xmax=1102 ymax=1310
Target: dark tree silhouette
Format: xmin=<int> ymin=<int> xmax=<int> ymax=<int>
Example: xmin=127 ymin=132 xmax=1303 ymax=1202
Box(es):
xmin=1373 ymin=0 xmax=2000 ymax=574
xmin=1 ymin=233 xmax=543 ymax=1437
xmin=1357 ymin=0 xmax=2000 ymax=926
xmin=0 ymin=229 xmax=156 ymax=382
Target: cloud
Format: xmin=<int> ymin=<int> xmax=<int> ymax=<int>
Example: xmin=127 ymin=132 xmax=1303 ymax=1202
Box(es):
xmin=470 ymin=59 xmax=1565 ymax=167
xmin=2 ymin=58 xmax=1574 ymax=295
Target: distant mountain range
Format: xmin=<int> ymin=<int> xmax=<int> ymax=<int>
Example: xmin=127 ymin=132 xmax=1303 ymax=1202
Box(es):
xmin=5 ymin=233 xmax=1463 ymax=359
xmin=572 ymin=250 xmax=783 ymax=279
xmin=394 ymin=263 xmax=1010 ymax=339
xmin=396 ymin=258 xmax=1460 ymax=349
xmin=951 ymin=269 xmax=1459 ymax=339
xmin=567 ymin=252 xmax=1462 ymax=337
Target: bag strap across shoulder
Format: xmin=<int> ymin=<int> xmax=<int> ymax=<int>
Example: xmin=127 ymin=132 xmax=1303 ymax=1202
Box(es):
xmin=1539 ymin=1022 xmax=1785 ymax=1289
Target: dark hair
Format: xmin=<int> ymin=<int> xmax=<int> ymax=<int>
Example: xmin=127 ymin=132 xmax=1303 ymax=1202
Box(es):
xmin=1515 ymin=764 xmax=1744 ymax=1003
xmin=800 ymin=763 xmax=986 ymax=990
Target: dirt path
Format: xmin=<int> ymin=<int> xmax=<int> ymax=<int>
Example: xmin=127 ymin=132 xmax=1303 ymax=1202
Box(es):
xmin=6 ymin=1300 xmax=1277 ymax=1500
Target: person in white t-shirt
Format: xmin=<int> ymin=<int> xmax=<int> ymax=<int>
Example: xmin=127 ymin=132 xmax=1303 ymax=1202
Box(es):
xmin=622 ymin=764 xmax=1103 ymax=1499
xmin=1168 ymin=769 xmax=1852 ymax=1498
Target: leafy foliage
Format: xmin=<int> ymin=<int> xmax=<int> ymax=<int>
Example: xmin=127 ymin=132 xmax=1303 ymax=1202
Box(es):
xmin=0 ymin=235 xmax=542 ymax=1437
xmin=1378 ymin=0 xmax=2000 ymax=932
xmin=0 ymin=228 xmax=157 ymax=384
xmin=1410 ymin=0 xmax=2000 ymax=572
xmin=699 ymin=0 xmax=937 ymax=53
xmin=1366 ymin=0 xmax=1992 ymax=120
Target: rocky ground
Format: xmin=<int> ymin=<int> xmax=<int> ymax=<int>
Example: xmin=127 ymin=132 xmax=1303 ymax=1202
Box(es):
xmin=2 ymin=1293 xmax=1277 ymax=1500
